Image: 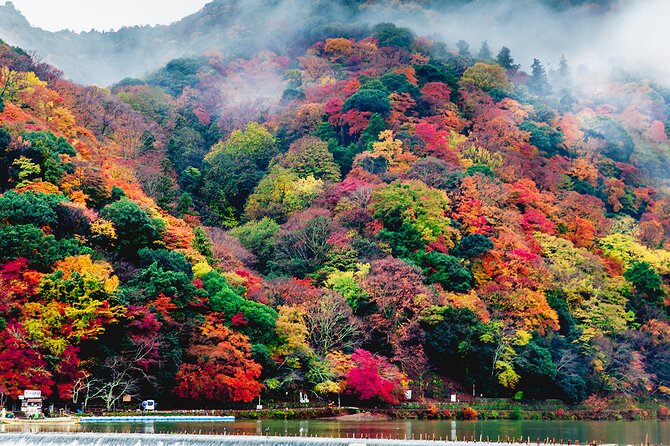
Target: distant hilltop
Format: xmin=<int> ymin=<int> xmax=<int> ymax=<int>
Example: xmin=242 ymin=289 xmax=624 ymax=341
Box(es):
xmin=0 ymin=0 xmax=616 ymax=86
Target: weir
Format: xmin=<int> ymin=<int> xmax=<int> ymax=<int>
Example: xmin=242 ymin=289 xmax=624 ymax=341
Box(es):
xmin=0 ymin=433 xmax=527 ymax=446
xmin=79 ymin=416 xmax=237 ymax=423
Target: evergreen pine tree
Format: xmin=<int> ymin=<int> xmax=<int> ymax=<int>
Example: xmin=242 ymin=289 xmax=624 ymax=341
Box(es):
xmin=528 ymin=58 xmax=551 ymax=95
xmin=177 ymin=192 xmax=194 ymax=216
xmin=456 ymin=40 xmax=471 ymax=57
xmin=558 ymin=55 xmax=570 ymax=79
xmin=478 ymin=41 xmax=492 ymax=60
xmin=496 ymin=46 xmax=520 ymax=71
xmin=192 ymin=226 xmax=213 ymax=260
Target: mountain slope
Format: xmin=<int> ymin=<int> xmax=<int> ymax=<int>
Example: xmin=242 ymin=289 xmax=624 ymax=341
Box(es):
xmin=0 ymin=3 xmax=668 ymax=413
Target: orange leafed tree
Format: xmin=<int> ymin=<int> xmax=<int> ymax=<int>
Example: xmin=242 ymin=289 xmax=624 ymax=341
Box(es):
xmin=174 ymin=319 xmax=263 ymax=403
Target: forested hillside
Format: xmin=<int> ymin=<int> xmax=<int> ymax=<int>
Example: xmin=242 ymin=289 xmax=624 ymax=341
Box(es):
xmin=0 ymin=13 xmax=668 ymax=412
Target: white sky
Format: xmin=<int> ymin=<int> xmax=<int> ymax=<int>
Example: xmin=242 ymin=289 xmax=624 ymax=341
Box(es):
xmin=8 ymin=0 xmax=211 ymax=32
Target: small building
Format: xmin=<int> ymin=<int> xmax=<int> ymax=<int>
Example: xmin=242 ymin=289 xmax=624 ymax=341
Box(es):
xmin=119 ymin=394 xmax=136 ymax=411
xmin=20 ymin=390 xmax=43 ymax=417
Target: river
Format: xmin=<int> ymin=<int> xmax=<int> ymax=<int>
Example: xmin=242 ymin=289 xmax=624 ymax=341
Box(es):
xmin=1 ymin=419 xmax=668 ymax=445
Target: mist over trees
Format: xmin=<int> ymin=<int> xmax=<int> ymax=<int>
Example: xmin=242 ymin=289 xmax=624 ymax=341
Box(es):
xmin=0 ymin=0 xmax=660 ymax=86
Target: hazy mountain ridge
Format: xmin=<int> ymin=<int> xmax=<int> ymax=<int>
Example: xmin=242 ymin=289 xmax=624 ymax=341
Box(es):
xmin=0 ymin=0 xmax=618 ymax=85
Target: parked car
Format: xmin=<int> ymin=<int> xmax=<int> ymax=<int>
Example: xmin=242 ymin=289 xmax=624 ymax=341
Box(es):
xmin=141 ymin=400 xmax=156 ymax=411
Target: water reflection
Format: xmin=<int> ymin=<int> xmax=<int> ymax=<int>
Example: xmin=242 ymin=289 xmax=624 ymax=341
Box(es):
xmin=1 ymin=419 xmax=668 ymax=445
xmin=143 ymin=421 xmax=154 ymax=434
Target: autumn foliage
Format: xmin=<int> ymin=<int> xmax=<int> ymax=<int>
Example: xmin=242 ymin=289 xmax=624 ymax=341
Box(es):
xmin=175 ymin=321 xmax=263 ymax=403
xmin=0 ymin=15 xmax=668 ymax=412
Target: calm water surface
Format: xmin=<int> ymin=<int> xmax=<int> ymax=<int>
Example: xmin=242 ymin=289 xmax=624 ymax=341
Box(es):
xmin=2 ymin=419 xmax=668 ymax=445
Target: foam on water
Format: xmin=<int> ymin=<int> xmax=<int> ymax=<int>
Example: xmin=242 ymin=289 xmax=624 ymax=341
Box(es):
xmin=0 ymin=432 xmax=523 ymax=446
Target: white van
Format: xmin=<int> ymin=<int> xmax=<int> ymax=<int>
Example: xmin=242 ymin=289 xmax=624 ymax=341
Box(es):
xmin=141 ymin=400 xmax=156 ymax=411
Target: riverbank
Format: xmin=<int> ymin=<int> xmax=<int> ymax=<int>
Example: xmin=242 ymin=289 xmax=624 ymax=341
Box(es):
xmin=389 ymin=398 xmax=670 ymax=421
xmin=93 ymin=399 xmax=669 ymax=422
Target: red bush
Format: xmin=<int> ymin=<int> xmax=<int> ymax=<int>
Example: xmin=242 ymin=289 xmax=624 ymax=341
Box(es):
xmin=461 ymin=406 xmax=479 ymax=420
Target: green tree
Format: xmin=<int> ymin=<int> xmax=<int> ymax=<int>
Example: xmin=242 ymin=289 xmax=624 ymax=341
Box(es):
xmin=380 ymin=72 xmax=421 ymax=98
xmin=466 ymin=164 xmax=494 ymax=177
xmin=0 ymin=190 xmax=65 ymax=227
xmin=243 ymin=166 xmax=323 ymax=222
xmin=528 ymin=59 xmax=551 ymax=95
xmin=624 ymin=260 xmax=665 ymax=310
xmin=176 ymin=192 xmax=194 ymax=216
xmin=515 ymin=340 xmax=556 ymax=397
xmin=520 ymin=121 xmax=565 ymax=157
xmin=192 ymin=226 xmax=213 ymax=260
xmin=280 ymin=136 xmax=340 ymax=182
xmin=168 ymin=105 xmax=220 ymax=170
xmin=201 ymin=123 xmax=277 ymax=224
xmin=238 ymin=301 xmax=279 ymax=345
xmin=546 ymin=291 xmax=579 ymax=337
xmin=377 ymin=222 xmax=426 ymax=258
xmin=0 ymin=224 xmax=84 ymax=270
xmin=313 ymin=122 xmax=359 ymax=174
xmin=21 ymin=131 xmax=76 ymax=186
xmin=342 ymin=89 xmax=391 ymax=116
xmin=168 ymin=125 xmax=206 ymax=173
xmin=138 ymin=247 xmax=193 ymax=277
xmin=452 ymin=234 xmax=494 ymax=259
xmin=496 ymin=47 xmax=520 ymax=71
xmin=202 ymin=272 xmax=278 ymax=344
xmin=132 ymin=262 xmax=198 ymax=307
xmin=359 ymin=113 xmax=387 ymax=150
xmin=413 ymin=250 xmax=473 ymax=292
xmin=146 ymin=57 xmax=207 ymax=96
xmin=372 ymin=23 xmax=414 ymax=50
xmin=422 ymin=306 xmax=488 ymax=381
xmin=478 ymin=41 xmax=493 ymax=60
xmin=230 ymin=218 xmax=280 ymax=270
xmin=456 ymin=40 xmax=471 ymax=57
xmin=583 ymin=116 xmax=635 ymax=163
xmin=359 ymin=79 xmax=388 ymax=93
xmin=179 ymin=167 xmax=202 ymax=195
xmin=461 ymin=63 xmax=511 ymax=92
xmin=101 ymin=198 xmax=163 ymax=254
xmin=371 ymin=180 xmax=453 ymax=245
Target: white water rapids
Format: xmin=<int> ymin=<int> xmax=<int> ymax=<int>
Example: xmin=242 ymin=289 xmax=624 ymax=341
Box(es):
xmin=0 ymin=433 xmax=538 ymax=446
